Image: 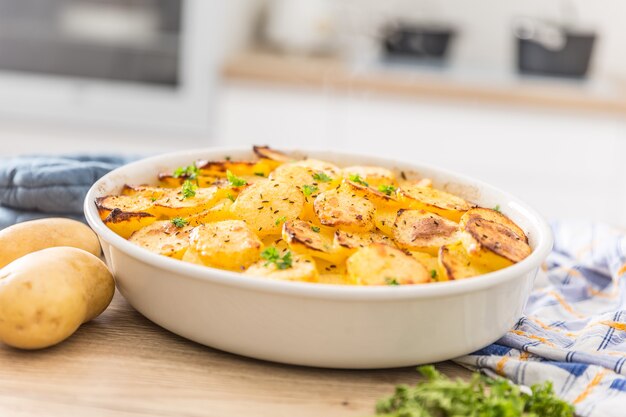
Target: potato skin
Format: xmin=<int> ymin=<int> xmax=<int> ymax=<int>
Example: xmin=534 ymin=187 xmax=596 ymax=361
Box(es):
xmin=0 ymin=247 xmax=115 ymax=349
xmin=0 ymin=218 xmax=101 ymax=269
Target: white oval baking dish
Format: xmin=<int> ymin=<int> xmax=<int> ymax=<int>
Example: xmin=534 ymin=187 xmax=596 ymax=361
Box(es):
xmin=84 ymin=147 xmax=552 ymax=369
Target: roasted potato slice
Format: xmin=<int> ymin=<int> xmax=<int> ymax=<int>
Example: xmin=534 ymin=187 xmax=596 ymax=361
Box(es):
xmin=343 ymin=166 xmax=396 ymax=188
xmin=188 ymin=198 xmax=235 ymax=225
xmin=128 ymin=220 xmax=192 ymax=259
xmin=393 ymin=209 xmax=461 ymax=255
xmin=157 ymin=173 xmax=220 ymax=188
xmin=439 ymin=241 xmax=491 ymax=280
xmin=253 ymin=145 xmax=294 ymax=162
xmin=244 ymin=252 xmax=318 ymax=282
xmin=460 ymin=208 xmax=528 ymax=243
xmin=102 ymin=208 xmax=157 ymax=239
xmin=409 ymin=251 xmax=441 ymax=281
xmin=398 ymin=184 xmax=475 ymax=222
xmin=342 ymin=179 xmax=399 ymax=204
xmin=196 ymin=159 xmax=276 ymax=178
xmin=374 ymin=207 xmax=398 ymax=237
xmin=334 ymin=229 xmax=394 ymax=250
xmin=187 ymin=220 xmax=263 ymax=271
xmin=346 ymin=243 xmax=429 ymax=285
xmin=120 ymin=185 xmax=169 ymax=200
xmin=230 ymin=179 xmax=305 ymax=236
xmin=95 ymin=195 xmax=156 ymax=219
xmin=282 ymin=219 xmax=337 ymax=262
xmin=270 ymin=159 xmax=342 ymax=191
xmin=314 ymin=189 xmax=376 ymax=233
xmin=461 ymin=215 xmax=531 ymax=270
xmin=152 ymin=186 xmax=224 ymax=218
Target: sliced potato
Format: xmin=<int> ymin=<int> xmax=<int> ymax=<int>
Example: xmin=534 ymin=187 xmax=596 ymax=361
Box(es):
xmin=393 ymin=209 xmax=461 ymax=255
xmin=245 ymin=253 xmax=318 ymax=282
xmin=313 ymin=189 xmax=375 ymax=233
xmin=342 ymin=179 xmax=399 ymax=204
xmin=461 ymin=216 xmax=531 ymax=270
xmin=282 ymin=219 xmax=336 ymax=262
xmin=439 ymin=241 xmax=491 ymax=280
xmin=343 ymin=166 xmax=397 ymax=191
xmin=103 ymin=209 xmax=157 ymax=239
xmin=187 ymin=220 xmax=263 ymax=271
xmin=374 ymin=207 xmax=398 ymax=237
xmin=253 ymin=145 xmax=293 ymax=162
xmin=157 ymin=173 xmax=220 ymax=188
xmin=398 ymin=184 xmax=474 ymax=222
xmin=346 ymin=243 xmax=429 ymax=286
xmin=188 ymin=198 xmax=235 ymax=225
xmin=95 ymin=195 xmax=156 ymax=219
xmin=334 ymin=229 xmax=394 ymax=250
xmin=409 ymin=251 xmax=441 ymax=281
xmin=152 ymin=186 xmax=224 ymax=218
xmin=197 ymin=159 xmax=276 ymax=178
xmin=129 ymin=220 xmax=192 ymax=259
xmin=120 ymin=185 xmax=168 ymax=200
xmin=230 ymin=179 xmax=305 ymax=236
xmin=460 ymin=208 xmax=528 ymax=243
xmin=270 ymin=159 xmax=341 ymax=191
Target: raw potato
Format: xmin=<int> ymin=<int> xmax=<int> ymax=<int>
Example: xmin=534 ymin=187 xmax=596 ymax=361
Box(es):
xmin=0 ymin=247 xmax=115 ymax=349
xmin=0 ymin=218 xmax=101 ymax=269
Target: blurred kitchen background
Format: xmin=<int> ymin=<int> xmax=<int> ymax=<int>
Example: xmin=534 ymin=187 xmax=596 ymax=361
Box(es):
xmin=0 ymin=0 xmax=625 ymax=225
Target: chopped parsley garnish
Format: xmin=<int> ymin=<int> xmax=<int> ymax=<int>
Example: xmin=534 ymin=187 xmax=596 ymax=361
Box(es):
xmin=275 ymin=216 xmax=286 ymax=226
xmin=181 ymin=180 xmax=197 ymax=199
xmin=349 ymin=173 xmax=369 ymax=187
xmin=171 ymin=217 xmax=189 ymax=228
xmin=226 ymin=170 xmax=247 ymax=187
xmin=376 ymin=365 xmax=574 ymax=417
xmin=385 ymin=277 xmax=399 ymax=286
xmin=226 ymin=192 xmax=235 ymax=202
xmin=254 ymin=171 xmax=266 ymax=177
xmin=430 ymin=269 xmax=438 ymax=279
xmin=302 ymin=184 xmax=318 ymax=196
xmin=312 ymin=172 xmax=332 ymax=182
xmin=150 ymin=196 xmax=158 ymax=202
xmin=378 ymin=184 xmax=396 ymax=196
xmin=261 ymin=247 xmax=293 ymax=270
xmin=311 ymin=226 xmax=320 ymax=233
xmin=173 ymin=164 xmax=199 ymax=180
xmin=224 ymin=155 xmax=231 ymax=161
xmin=494 ymin=204 xmax=501 ymax=212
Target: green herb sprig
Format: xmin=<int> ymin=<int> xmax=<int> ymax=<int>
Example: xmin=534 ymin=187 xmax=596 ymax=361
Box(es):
xmin=302 ymin=184 xmax=318 ymax=196
xmin=181 ymin=180 xmax=197 ymax=199
xmin=171 ymin=217 xmax=189 ymax=228
xmin=261 ymin=247 xmax=293 ymax=270
xmin=312 ymin=172 xmax=332 ymax=182
xmin=227 ymin=170 xmax=247 ymax=187
xmin=349 ymin=173 xmax=369 ymax=187
xmin=375 ymin=366 xmax=574 ymax=417
xmin=173 ymin=164 xmax=199 ymax=180
xmin=378 ymin=184 xmax=396 ymax=196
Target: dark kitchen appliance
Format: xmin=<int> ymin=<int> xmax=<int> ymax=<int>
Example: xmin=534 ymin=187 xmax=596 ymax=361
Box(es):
xmin=382 ymin=23 xmax=455 ymax=60
xmin=515 ymin=19 xmax=596 ymax=78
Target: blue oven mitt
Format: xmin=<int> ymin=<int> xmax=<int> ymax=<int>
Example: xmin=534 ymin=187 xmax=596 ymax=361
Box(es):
xmin=0 ymin=155 xmax=136 ymax=230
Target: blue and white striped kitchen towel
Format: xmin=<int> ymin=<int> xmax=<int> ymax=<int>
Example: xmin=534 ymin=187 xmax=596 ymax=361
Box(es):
xmin=457 ymin=221 xmax=626 ymax=416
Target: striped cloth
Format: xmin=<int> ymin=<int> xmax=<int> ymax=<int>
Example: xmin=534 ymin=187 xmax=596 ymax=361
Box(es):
xmin=456 ymin=221 xmax=626 ymax=417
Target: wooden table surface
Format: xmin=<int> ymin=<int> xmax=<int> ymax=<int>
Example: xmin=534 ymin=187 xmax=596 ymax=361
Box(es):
xmin=0 ymin=291 xmax=471 ymax=417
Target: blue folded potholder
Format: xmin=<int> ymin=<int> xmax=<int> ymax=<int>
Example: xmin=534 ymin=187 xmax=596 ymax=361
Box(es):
xmin=0 ymin=155 xmax=135 ymax=230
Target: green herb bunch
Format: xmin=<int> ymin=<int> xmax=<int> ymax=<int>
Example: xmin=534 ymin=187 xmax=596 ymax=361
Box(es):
xmin=375 ymin=366 xmax=574 ymax=417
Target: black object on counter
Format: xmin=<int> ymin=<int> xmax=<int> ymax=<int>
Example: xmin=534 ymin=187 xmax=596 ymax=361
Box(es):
xmin=382 ymin=24 xmax=455 ymax=60
xmin=515 ymin=20 xmax=596 ymax=78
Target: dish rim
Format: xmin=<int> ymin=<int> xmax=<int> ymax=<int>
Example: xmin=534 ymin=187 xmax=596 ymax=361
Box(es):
xmin=84 ymin=146 xmax=553 ymax=301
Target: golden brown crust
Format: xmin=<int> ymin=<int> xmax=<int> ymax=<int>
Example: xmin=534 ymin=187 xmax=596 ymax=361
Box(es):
xmin=464 ymin=217 xmax=531 ymax=263
xmin=103 ymin=208 xmax=154 ymax=224
xmin=253 ymin=145 xmax=293 ymax=162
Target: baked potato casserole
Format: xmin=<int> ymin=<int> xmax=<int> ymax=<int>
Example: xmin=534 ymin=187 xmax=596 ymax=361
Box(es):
xmin=96 ymin=146 xmax=531 ymax=286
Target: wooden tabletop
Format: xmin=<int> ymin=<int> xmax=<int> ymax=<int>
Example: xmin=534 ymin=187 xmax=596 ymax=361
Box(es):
xmin=0 ymin=291 xmax=471 ymax=417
